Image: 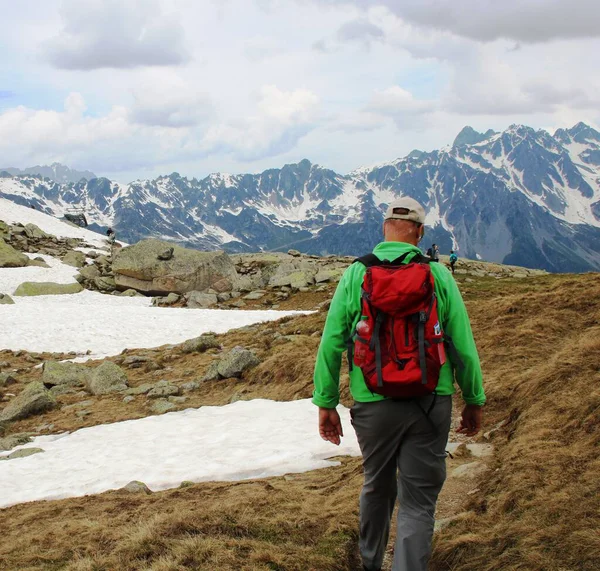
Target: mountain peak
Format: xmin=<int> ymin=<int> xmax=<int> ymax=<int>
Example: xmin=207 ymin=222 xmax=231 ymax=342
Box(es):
xmin=453 ymin=126 xmax=497 ymax=147
xmin=0 ymin=163 xmax=97 ymax=184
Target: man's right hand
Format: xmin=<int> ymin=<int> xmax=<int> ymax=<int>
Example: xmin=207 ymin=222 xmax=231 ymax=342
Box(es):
xmin=318 ymin=407 xmax=344 ymax=446
xmin=457 ymin=404 xmax=483 ymax=436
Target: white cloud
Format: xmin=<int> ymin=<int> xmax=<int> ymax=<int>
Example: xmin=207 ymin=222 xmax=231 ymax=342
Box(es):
xmin=43 ymin=0 xmax=190 ymax=70
xmin=0 ymin=85 xmax=320 ymax=174
xmin=129 ymin=72 xmax=214 ymax=128
xmin=315 ymin=0 xmax=600 ymax=43
xmin=202 ymin=85 xmax=320 ymax=160
xmin=337 ymin=18 xmax=384 ymax=44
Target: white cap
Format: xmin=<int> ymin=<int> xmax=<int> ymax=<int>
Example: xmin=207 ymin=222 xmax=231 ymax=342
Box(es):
xmin=384 ymin=197 xmax=426 ymax=224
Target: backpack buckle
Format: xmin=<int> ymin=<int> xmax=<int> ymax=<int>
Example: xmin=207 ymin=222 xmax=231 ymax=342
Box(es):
xmin=419 ymin=311 xmax=427 ymax=323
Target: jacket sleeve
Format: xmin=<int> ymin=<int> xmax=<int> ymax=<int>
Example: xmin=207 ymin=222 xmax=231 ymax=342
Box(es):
xmin=312 ymin=269 xmax=353 ymax=408
xmin=439 ymin=272 xmax=486 ymax=406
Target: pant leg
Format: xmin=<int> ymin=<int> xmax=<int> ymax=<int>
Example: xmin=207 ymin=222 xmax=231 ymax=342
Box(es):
xmin=351 ymin=400 xmax=410 ymax=571
xmin=392 ymin=395 xmax=453 ymax=571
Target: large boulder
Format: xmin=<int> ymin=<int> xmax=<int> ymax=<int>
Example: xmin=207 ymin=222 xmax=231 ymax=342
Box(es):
xmin=0 ymin=381 xmax=57 ymax=422
xmin=112 ymin=239 xmax=238 ymax=295
xmin=86 ymin=362 xmax=129 ymax=395
xmin=185 ymin=291 xmax=218 ymax=308
xmin=61 ymin=251 xmax=86 ymax=268
xmin=0 ymin=237 xmax=29 ymax=268
xmin=24 ymin=224 xmax=50 ymax=239
xmin=14 ymin=282 xmax=84 ymax=296
xmin=217 ymin=347 xmax=260 ymax=378
xmin=42 ymin=361 xmax=91 ymax=388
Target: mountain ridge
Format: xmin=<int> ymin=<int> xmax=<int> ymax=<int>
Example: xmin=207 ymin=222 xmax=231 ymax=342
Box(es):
xmin=1 ymin=122 xmax=599 ymax=272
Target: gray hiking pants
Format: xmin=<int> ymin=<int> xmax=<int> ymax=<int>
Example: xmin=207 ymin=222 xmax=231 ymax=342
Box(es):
xmin=350 ymin=395 xmax=452 ymax=571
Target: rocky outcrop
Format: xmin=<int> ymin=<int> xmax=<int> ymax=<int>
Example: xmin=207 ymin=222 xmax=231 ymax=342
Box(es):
xmin=0 ymin=237 xmax=29 ymax=268
xmin=42 ymin=361 xmax=90 ymax=388
xmin=61 ymin=250 xmax=86 ymax=268
xmin=112 ymin=239 xmax=239 ymax=295
xmin=201 ymin=347 xmax=260 ymax=381
xmin=0 ymin=381 xmax=57 ymax=422
xmin=85 ymin=362 xmax=129 ymax=395
xmin=181 ymin=335 xmax=220 ymax=354
xmin=0 ymin=293 xmax=15 ymax=305
xmin=14 ymin=282 xmax=84 ymax=296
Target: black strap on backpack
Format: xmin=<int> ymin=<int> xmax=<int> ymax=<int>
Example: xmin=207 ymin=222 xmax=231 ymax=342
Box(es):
xmin=354 ymin=251 xmax=423 ymax=268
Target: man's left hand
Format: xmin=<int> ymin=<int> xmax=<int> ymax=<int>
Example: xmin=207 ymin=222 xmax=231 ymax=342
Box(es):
xmin=318 ymin=407 xmax=344 ymax=445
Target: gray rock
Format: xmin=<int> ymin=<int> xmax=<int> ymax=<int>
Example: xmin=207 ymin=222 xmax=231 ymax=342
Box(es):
xmin=451 ymin=461 xmax=489 ymax=479
xmin=125 ymin=382 xmax=156 ymax=396
xmin=147 ymin=380 xmax=180 ymax=399
xmin=152 ymin=292 xmax=180 ymax=307
xmin=122 ymin=355 xmax=151 ymax=368
xmin=0 ymin=293 xmax=15 ymax=305
xmin=201 ymin=361 xmax=221 ymax=382
xmin=94 ymin=276 xmax=116 ymax=292
xmin=14 ymin=282 xmax=84 ymax=296
xmin=78 ymin=265 xmax=101 ymax=281
xmin=288 ymin=249 xmax=301 ymax=257
xmin=0 ymin=372 xmax=17 ymax=387
xmin=216 ymin=347 xmax=260 ymax=379
xmin=24 ymin=223 xmax=49 ymax=239
xmin=120 ymin=480 xmax=152 ymax=494
xmin=181 ymin=334 xmax=220 ymax=354
xmin=120 ymin=288 xmax=144 ymax=297
xmin=26 ymin=258 xmax=50 ymax=268
xmin=217 ymin=292 xmax=231 ymax=302
xmin=42 ymin=361 xmax=91 ymax=388
xmin=315 ymin=269 xmax=343 ymax=283
xmin=185 ymin=291 xmax=218 ymax=308
xmin=150 ymin=398 xmax=176 ymax=414
xmin=49 ymin=385 xmax=78 ymax=396
xmin=181 ymin=380 xmax=200 ymax=392
xmin=243 ymin=290 xmax=266 ymax=300
xmin=0 ymin=433 xmax=33 ymax=451
xmin=112 ymin=239 xmax=238 ymax=295
xmin=0 ymin=382 xmax=57 ymax=422
xmin=0 ymin=237 xmax=29 ymax=268
xmin=0 ymin=447 xmax=44 ymax=461
xmin=157 ymin=247 xmax=174 ymax=261
xmin=86 ymin=362 xmax=129 ymax=395
xmin=123 ymin=396 xmax=135 ymax=404
xmin=61 ymin=251 xmax=86 ymax=268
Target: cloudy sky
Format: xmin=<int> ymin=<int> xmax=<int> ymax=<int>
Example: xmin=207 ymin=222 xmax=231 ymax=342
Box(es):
xmin=1 ymin=0 xmax=599 ymax=181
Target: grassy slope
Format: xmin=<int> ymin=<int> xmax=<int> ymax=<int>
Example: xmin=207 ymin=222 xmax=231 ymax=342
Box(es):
xmin=1 ymin=272 xmax=599 ymax=570
xmin=431 ymin=273 xmax=600 ymax=571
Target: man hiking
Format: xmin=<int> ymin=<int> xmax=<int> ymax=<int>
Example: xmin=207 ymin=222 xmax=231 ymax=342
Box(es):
xmin=449 ymin=250 xmax=458 ymax=274
xmin=313 ymin=197 xmax=485 ymax=571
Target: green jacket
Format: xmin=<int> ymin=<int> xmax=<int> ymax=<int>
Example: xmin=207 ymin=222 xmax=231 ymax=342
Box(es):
xmin=312 ymin=241 xmax=486 ymax=408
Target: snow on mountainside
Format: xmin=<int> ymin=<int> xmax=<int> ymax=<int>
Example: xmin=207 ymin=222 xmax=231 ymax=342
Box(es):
xmin=1 ymin=123 xmax=600 ymax=272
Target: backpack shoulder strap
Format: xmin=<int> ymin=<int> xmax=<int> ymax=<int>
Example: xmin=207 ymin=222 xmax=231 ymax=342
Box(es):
xmin=354 ymin=251 xmax=430 ymax=267
xmin=353 ymin=253 xmax=382 ymax=267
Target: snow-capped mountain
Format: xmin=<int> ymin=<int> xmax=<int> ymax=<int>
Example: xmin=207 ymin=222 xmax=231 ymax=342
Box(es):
xmin=1 ymin=122 xmax=599 ymax=272
xmin=0 ymin=163 xmax=96 ymax=184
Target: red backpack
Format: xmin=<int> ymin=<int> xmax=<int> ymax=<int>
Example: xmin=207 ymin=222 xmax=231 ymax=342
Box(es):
xmin=349 ymin=252 xmax=446 ymax=398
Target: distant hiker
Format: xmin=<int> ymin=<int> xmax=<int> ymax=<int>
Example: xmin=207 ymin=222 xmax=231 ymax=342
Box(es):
xmin=449 ymin=250 xmax=458 ymax=274
xmin=313 ymin=197 xmax=485 ymax=571
xmin=431 ymin=243 xmax=440 ymax=261
xmin=425 ymin=246 xmax=432 ymax=257
xmin=106 ymin=227 xmax=116 ymax=244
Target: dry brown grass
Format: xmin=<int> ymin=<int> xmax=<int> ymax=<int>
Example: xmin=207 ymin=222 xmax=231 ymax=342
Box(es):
xmin=1 ymin=272 xmax=599 ymax=570
xmin=0 ymin=458 xmax=363 ymax=571
xmin=431 ymin=273 xmax=600 ymax=571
